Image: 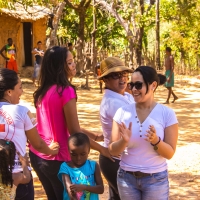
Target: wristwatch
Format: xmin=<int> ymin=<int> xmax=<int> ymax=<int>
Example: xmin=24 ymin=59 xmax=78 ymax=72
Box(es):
xmin=151 ymin=136 xmax=161 ymax=150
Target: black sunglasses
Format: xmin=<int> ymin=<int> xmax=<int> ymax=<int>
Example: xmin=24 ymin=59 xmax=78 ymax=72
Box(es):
xmin=106 ymin=71 xmax=129 ymax=80
xmin=128 ymin=81 xmax=143 ymax=90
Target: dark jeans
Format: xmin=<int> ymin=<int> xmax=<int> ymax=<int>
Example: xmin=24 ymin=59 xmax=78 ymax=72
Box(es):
xmin=99 ymin=154 xmax=121 ymax=200
xmin=15 ymin=178 xmax=34 ymax=200
xmin=29 ymin=150 xmax=64 ymax=200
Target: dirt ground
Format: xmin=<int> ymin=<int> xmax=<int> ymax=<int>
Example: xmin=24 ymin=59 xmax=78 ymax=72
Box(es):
xmin=20 ymin=74 xmax=200 ymax=200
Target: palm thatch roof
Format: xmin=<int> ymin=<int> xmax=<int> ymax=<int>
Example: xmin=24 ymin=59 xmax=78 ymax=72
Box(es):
xmin=0 ymin=3 xmax=51 ymax=21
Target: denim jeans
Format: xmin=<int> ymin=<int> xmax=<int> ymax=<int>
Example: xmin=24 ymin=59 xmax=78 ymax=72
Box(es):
xmin=29 ymin=150 xmax=64 ymax=200
xmin=117 ymin=168 xmax=169 ymax=200
xmin=33 ymin=62 xmax=41 ymax=79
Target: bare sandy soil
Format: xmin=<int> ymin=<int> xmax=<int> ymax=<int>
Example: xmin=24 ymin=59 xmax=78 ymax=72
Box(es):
xmin=20 ymin=75 xmax=200 ymax=200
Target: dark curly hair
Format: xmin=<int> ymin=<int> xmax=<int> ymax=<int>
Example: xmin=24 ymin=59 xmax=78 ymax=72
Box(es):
xmin=33 ymin=46 xmax=77 ymax=107
xmin=0 ymin=139 xmax=16 ymax=187
xmin=68 ymin=132 xmax=90 ymax=150
xmin=0 ymin=68 xmax=18 ymax=99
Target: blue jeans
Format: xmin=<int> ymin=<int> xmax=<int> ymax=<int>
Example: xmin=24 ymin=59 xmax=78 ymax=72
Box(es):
xmin=33 ymin=62 xmax=41 ymax=79
xmin=117 ymin=168 xmax=169 ymax=200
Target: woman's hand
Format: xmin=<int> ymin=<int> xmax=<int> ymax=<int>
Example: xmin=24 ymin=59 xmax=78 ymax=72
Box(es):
xmin=145 ymin=125 xmax=159 ymax=144
xmin=48 ymin=141 xmax=60 ymax=155
xmin=18 ymin=152 xmax=29 ymax=167
xmin=119 ymin=122 xmax=132 ymax=143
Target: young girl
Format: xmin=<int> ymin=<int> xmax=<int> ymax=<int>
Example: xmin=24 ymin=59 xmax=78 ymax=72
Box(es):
xmin=58 ymin=133 xmax=104 ymax=200
xmin=0 ymin=139 xmax=31 ymax=200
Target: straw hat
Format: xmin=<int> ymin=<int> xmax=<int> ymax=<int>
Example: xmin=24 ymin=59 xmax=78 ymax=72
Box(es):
xmin=98 ymin=57 xmax=134 ymax=80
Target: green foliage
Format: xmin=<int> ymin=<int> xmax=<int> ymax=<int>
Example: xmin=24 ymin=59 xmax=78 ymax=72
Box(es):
xmin=159 ymin=0 xmax=200 ymax=70
xmin=59 ymin=4 xmax=127 ymax=53
xmin=0 ymin=0 xmax=51 ymax=9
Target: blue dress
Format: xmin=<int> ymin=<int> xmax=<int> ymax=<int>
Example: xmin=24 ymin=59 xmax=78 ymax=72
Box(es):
xmin=58 ymin=160 xmax=99 ymax=200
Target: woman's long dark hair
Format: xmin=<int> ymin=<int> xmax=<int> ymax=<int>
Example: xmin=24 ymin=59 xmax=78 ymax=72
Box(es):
xmin=33 ymin=46 xmax=76 ymax=107
xmin=0 ymin=139 xmax=16 ymax=187
xmin=0 ymin=68 xmax=18 ymax=99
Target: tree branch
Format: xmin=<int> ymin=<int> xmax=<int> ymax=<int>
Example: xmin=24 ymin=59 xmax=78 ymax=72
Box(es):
xmin=64 ymin=0 xmax=78 ymax=10
xmin=80 ymin=0 xmax=87 ymax=7
xmin=95 ymin=0 xmax=130 ymax=36
xmin=85 ymin=0 xmax=92 ymax=8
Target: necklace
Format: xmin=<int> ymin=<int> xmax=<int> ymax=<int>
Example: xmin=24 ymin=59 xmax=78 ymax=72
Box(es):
xmin=0 ymin=98 xmax=11 ymax=103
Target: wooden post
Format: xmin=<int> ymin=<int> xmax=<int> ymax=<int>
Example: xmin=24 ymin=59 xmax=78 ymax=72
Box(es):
xmin=155 ymin=0 xmax=161 ymax=70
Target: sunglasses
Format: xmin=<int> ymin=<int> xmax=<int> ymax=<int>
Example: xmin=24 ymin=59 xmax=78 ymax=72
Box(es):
xmin=106 ymin=71 xmax=128 ymax=80
xmin=127 ymin=81 xmax=143 ymax=90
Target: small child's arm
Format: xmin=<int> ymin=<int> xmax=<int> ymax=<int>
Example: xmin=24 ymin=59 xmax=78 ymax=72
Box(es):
xmin=69 ymin=163 xmax=104 ymax=194
xmin=62 ymin=174 xmax=77 ymax=200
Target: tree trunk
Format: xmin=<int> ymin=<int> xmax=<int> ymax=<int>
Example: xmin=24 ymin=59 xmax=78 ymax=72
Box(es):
xmin=155 ymin=0 xmax=160 ymax=69
xmin=76 ymin=10 xmax=85 ymax=74
xmin=129 ymin=38 xmax=134 ymax=67
xmin=91 ymin=0 xmax=97 ymax=73
xmin=47 ymin=2 xmax=66 ymax=48
xmin=135 ymin=26 xmax=144 ymax=66
xmin=180 ymin=49 xmax=186 ymax=74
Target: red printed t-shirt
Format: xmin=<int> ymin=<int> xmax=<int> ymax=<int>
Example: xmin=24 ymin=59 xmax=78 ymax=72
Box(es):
xmin=29 ymin=85 xmax=76 ymax=161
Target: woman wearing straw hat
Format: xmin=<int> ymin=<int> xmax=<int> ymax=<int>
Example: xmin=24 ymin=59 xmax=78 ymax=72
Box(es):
xmin=98 ymin=57 xmax=134 ymax=200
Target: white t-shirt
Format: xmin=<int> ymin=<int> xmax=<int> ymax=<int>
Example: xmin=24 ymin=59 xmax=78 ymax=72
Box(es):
xmin=100 ymin=89 xmax=134 ymax=148
xmin=113 ymin=103 xmax=178 ymax=173
xmin=0 ymin=102 xmax=35 ymax=173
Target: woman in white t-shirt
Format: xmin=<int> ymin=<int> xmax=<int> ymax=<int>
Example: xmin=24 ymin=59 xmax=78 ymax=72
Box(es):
xmin=0 ymin=68 xmax=59 ymax=200
xmin=109 ymin=66 xmax=178 ymax=200
xmin=98 ymin=57 xmax=134 ymax=200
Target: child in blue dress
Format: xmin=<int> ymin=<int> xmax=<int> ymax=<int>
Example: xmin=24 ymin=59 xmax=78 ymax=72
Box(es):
xmin=58 ymin=133 xmax=104 ymax=200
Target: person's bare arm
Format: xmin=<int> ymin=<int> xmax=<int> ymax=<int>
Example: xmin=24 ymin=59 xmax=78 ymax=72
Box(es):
xmin=109 ymin=121 xmax=132 ymax=156
xmin=14 ymin=44 xmax=17 ymax=59
xmin=64 ymin=98 xmax=114 ymax=161
xmin=145 ymin=124 xmax=178 ymax=159
xmin=62 ymin=174 xmax=77 ymax=200
xmin=31 ymin=48 xmax=38 ymax=54
xmin=0 ymin=45 xmax=8 ymax=60
xmin=26 ymin=111 xmax=59 ymax=155
xmin=69 ymin=163 xmax=104 ymax=194
xmin=12 ymin=153 xmax=31 ymax=186
xmin=81 ymin=128 xmax=103 ymax=141
xmin=26 ymin=127 xmax=59 ymax=155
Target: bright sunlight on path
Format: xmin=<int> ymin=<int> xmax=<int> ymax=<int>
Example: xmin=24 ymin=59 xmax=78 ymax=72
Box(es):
xmin=20 ymin=75 xmax=200 ymax=200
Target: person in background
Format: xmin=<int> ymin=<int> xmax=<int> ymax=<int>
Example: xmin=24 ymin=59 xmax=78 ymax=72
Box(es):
xmin=68 ymin=43 xmax=76 ymax=83
xmin=0 ymin=38 xmax=18 ymax=73
xmin=68 ymin=43 xmax=76 ymax=59
xmin=31 ymin=41 xmax=44 ymax=86
xmin=0 ymin=68 xmax=59 ymax=200
xmin=58 ymin=133 xmax=104 ymax=200
xmin=98 ymin=57 xmax=134 ymax=200
xmin=0 ymin=139 xmax=31 ymax=199
xmin=164 ymin=47 xmax=178 ymax=104
xmin=109 ymin=66 xmax=178 ymax=200
xmin=95 ymin=62 xmax=103 ymax=93
xmin=30 ymin=46 xmax=112 ymax=200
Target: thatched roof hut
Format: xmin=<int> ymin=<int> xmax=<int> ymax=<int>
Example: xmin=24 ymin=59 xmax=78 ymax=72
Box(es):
xmin=0 ymin=4 xmax=50 ymax=72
